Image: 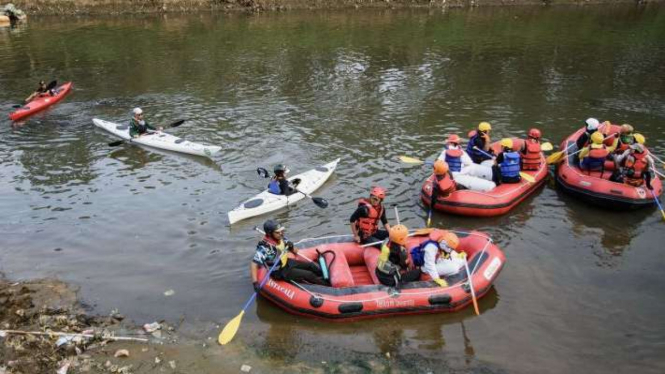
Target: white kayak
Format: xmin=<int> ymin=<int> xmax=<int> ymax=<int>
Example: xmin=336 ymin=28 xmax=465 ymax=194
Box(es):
xmin=228 ymin=158 xmax=340 ymax=225
xmin=92 ymin=118 xmax=221 ymax=158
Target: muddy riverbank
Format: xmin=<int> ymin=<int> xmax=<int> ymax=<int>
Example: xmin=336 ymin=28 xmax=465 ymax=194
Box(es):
xmin=7 ymin=0 xmax=660 ymax=15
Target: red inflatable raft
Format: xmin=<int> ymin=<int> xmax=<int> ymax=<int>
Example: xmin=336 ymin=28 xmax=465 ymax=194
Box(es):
xmin=420 ymin=138 xmax=548 ymax=216
xmin=255 ymin=230 xmax=505 ymax=321
xmin=9 ymin=82 xmax=73 ymax=121
xmin=555 ymin=125 xmax=663 ymax=210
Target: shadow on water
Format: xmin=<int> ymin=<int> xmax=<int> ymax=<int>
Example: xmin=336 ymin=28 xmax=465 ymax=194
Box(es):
xmin=253 ymin=287 xmax=499 ymax=360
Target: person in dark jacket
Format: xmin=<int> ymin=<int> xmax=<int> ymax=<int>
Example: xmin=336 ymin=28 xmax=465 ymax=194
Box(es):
xmin=129 ymin=108 xmax=162 ymax=138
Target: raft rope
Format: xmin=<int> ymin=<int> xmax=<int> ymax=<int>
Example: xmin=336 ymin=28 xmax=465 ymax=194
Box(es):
xmin=287 ymin=232 xmax=493 ymax=304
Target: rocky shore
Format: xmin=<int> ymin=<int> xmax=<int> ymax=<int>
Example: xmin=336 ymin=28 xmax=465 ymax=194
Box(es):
xmin=7 ymin=0 xmax=657 ymax=15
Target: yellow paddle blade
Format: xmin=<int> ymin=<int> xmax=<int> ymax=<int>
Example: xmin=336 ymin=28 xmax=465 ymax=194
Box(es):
xmin=661 ymin=211 xmax=665 ymax=221
xmin=218 ymin=310 xmax=245 ymax=345
xmin=546 ymin=151 xmax=565 ymax=165
xmin=520 ymin=172 xmax=536 ymax=183
xmin=399 ymin=156 xmax=424 ymax=164
xmin=413 ymin=228 xmax=435 ymax=236
xmin=541 ymin=142 xmax=553 ymax=152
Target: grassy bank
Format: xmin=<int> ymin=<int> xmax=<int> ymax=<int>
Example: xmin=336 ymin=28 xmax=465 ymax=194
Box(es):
xmin=9 ymin=0 xmax=653 ymax=15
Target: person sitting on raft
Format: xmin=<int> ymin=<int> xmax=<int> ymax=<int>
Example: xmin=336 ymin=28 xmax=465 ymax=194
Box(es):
xmin=438 ymin=134 xmax=471 ymax=171
xmin=436 ymin=135 xmax=496 ymax=192
xmin=432 ymin=160 xmax=457 ymax=198
xmin=412 ymin=230 xmax=465 ymax=288
xmin=375 ymin=224 xmax=421 ymax=287
xmin=467 ymin=122 xmax=494 ymax=165
xmin=610 ymin=142 xmax=655 ymax=189
xmin=578 ymin=132 xmax=610 ymax=172
xmin=350 ymin=186 xmax=391 ymax=246
xmin=492 ymin=138 xmax=521 ymax=184
xmin=606 ymin=124 xmax=635 ymax=155
xmin=129 ymin=108 xmax=162 ymax=138
xmin=520 ymin=128 xmax=543 ymax=171
xmin=268 ymin=164 xmax=301 ymax=196
xmin=25 ymin=80 xmax=53 ymax=103
xmin=575 ymin=117 xmax=600 ymax=150
xmin=251 ymin=219 xmax=326 ymax=290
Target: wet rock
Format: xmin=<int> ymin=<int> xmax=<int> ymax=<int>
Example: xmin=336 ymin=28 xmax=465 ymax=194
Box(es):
xmin=114 ymin=349 xmax=130 ymax=358
xmin=241 ymin=364 xmax=252 ymax=372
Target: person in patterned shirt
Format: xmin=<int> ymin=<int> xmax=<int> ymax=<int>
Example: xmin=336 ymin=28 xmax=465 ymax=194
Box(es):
xmin=250 ymin=219 xmax=326 ymax=291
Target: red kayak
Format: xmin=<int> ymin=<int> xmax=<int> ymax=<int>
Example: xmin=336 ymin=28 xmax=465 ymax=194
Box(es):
xmin=255 ymin=230 xmax=505 ymax=321
xmin=9 ymin=82 xmax=73 ymax=121
xmin=555 ymin=125 xmax=663 ymax=209
xmin=421 ymin=138 xmax=548 ymax=216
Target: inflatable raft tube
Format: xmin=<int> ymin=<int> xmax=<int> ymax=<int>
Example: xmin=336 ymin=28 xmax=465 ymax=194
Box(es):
xmin=421 ymin=138 xmax=548 ymax=217
xmin=254 ymin=230 xmax=505 ymax=321
xmin=555 ymin=125 xmax=662 ymax=210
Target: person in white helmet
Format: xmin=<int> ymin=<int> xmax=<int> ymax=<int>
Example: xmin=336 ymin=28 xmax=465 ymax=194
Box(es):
xmin=128 ymin=108 xmax=162 ymax=138
xmin=575 ymin=118 xmax=600 ymax=150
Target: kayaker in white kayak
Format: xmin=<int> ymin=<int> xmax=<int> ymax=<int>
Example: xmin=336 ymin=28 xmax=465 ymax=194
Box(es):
xmin=268 ymin=164 xmax=301 ymax=196
xmin=129 ymin=108 xmax=162 ymax=138
xmin=25 ymin=80 xmax=53 ymax=103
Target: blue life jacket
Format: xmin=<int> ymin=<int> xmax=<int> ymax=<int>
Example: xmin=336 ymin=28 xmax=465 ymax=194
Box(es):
xmin=268 ymin=179 xmax=281 ymax=194
xmin=466 ymin=133 xmax=492 ymax=163
xmin=500 ymin=151 xmax=521 ymax=178
xmin=410 ymin=240 xmax=438 ymax=267
xmin=444 ymin=148 xmax=463 ymax=172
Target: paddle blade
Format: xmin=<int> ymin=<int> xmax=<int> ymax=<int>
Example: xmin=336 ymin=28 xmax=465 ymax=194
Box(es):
xmin=399 ymin=156 xmax=424 ymax=164
xmin=413 ymin=228 xmax=434 ymax=236
xmin=541 ymin=142 xmax=553 ymax=152
xmin=45 ymin=80 xmax=57 ymax=91
xmin=12 ymin=104 xmax=22 ymax=108
xmin=218 ymin=310 xmax=245 ymax=345
xmin=519 ymin=172 xmax=536 ymax=183
xmin=168 ymin=119 xmax=185 ymax=128
xmin=108 ymin=140 xmax=124 ymax=147
xmin=256 ymin=167 xmax=270 ymax=178
xmin=546 ymin=151 xmax=565 ymax=165
xmin=312 ymin=197 xmax=328 ymax=208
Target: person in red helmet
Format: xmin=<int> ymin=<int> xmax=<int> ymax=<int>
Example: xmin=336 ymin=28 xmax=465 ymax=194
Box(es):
xmin=520 ymin=128 xmax=543 ymax=171
xmin=350 ymin=186 xmax=391 ymax=246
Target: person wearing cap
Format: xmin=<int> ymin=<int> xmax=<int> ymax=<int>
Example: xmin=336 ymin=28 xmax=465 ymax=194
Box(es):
xmin=251 ymin=219 xmax=326 ymax=290
xmin=520 ymin=128 xmax=543 ymax=171
xmin=129 ymin=108 xmax=163 ymax=138
xmin=438 ymin=133 xmax=496 ymax=190
xmin=438 ymin=134 xmax=473 ymax=173
xmin=492 ymin=138 xmax=521 ymax=184
xmin=579 ymin=132 xmax=610 ymax=172
xmin=25 ymin=80 xmax=53 ymax=103
xmin=607 ymin=124 xmax=635 ymax=155
xmin=611 ymin=142 xmax=655 ymax=189
xmin=267 ymin=164 xmax=301 ymax=196
xmin=350 ymin=186 xmax=391 ymax=246
xmin=576 ymin=118 xmax=600 ymax=151
xmin=375 ymin=224 xmax=421 ymax=287
xmin=420 ymin=230 xmax=466 ymax=287
xmin=467 ymin=122 xmax=494 ymax=165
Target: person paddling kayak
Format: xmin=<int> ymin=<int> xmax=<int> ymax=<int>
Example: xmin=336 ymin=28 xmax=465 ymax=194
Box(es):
xmin=129 ymin=108 xmax=162 ymax=138
xmin=25 ymin=80 xmax=53 ymax=103
xmin=268 ymin=164 xmax=301 ymax=196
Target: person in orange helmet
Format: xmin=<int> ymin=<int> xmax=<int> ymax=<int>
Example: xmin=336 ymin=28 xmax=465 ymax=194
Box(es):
xmin=432 ymin=160 xmax=456 ymax=198
xmin=410 ymin=229 xmax=466 ymax=287
xmin=350 ymin=186 xmax=391 ymax=246
xmin=375 ymin=224 xmax=421 ymax=287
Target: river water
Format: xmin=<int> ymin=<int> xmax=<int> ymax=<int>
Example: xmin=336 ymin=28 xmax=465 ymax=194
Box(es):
xmin=1 ymin=5 xmax=665 ymax=373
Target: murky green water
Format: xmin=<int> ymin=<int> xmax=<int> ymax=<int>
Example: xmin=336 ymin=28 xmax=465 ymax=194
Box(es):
xmin=1 ymin=5 xmax=665 ymax=373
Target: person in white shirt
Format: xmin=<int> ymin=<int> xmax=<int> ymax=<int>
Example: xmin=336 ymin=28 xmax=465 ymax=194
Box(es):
xmin=420 ymin=230 xmax=466 ymax=287
xmin=437 ymin=134 xmax=495 ymax=192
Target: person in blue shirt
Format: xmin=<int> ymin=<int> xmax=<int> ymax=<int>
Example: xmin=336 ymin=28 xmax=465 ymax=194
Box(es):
xmin=268 ymin=164 xmax=301 ymax=195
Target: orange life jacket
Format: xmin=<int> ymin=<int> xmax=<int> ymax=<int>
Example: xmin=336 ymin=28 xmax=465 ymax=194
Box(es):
xmin=623 ymin=152 xmax=648 ymax=187
xmin=435 ymin=173 xmax=456 ymax=197
xmin=613 ymin=140 xmax=631 ymax=155
xmin=356 ymin=199 xmax=384 ymax=237
xmin=521 ymin=140 xmax=541 ymax=171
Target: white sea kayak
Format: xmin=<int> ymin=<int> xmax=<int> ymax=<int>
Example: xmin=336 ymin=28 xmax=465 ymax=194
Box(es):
xmin=92 ymin=118 xmax=221 ymax=158
xmin=228 ymin=158 xmax=340 ymax=225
